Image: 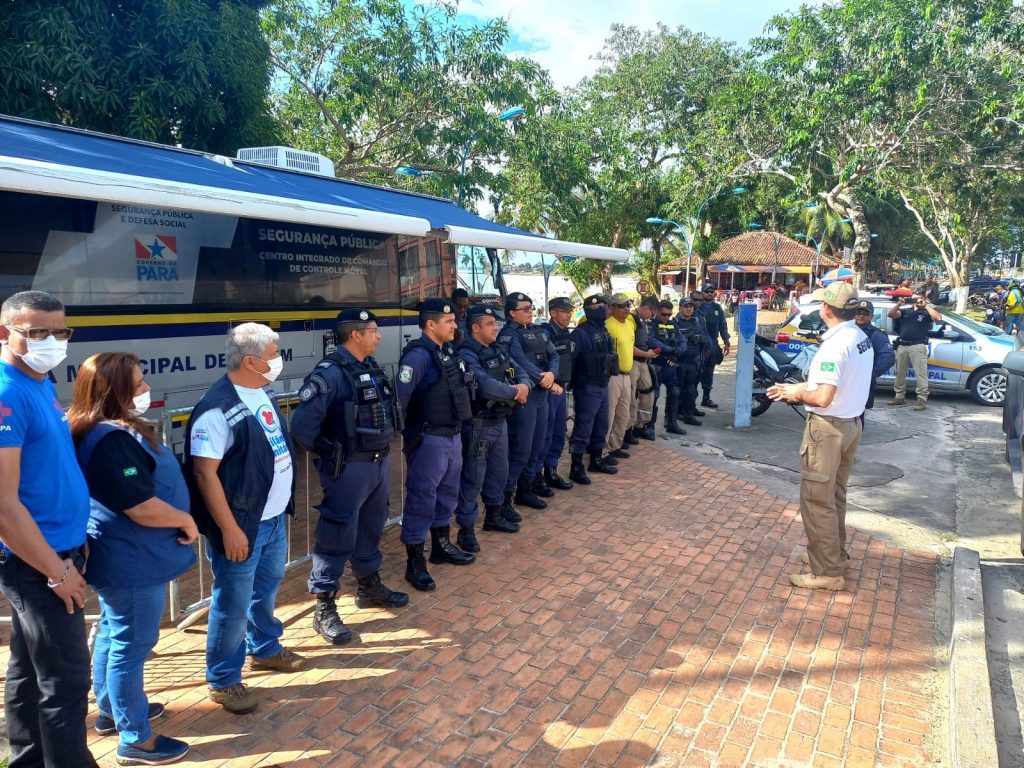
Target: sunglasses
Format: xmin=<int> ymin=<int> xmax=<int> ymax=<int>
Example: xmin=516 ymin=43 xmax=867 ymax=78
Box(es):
xmin=7 ymin=326 xmax=74 ymax=341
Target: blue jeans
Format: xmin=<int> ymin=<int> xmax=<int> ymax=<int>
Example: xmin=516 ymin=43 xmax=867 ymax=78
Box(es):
xmin=1008 ymin=314 xmax=1024 ymax=335
xmin=206 ymin=514 xmax=287 ymax=689
xmin=0 ymin=549 xmax=98 ymax=768
xmin=93 ymin=583 xmax=166 ymax=747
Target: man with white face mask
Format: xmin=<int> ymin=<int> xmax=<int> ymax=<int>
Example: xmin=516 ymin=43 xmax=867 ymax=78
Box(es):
xmin=185 ymin=322 xmax=304 ymax=715
xmin=0 ymin=290 xmax=99 ymax=767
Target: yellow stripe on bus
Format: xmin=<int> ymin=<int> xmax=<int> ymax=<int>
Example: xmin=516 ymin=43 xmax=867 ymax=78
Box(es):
xmin=68 ymin=308 xmax=411 ymax=327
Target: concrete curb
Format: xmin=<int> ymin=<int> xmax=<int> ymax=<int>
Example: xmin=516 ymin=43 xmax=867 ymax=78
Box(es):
xmin=949 ymin=546 xmax=999 ymax=768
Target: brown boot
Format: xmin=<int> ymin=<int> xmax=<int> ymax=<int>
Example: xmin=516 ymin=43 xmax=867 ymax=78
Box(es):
xmin=789 ymin=573 xmax=845 ymax=590
xmin=912 ymin=398 xmax=926 ymax=411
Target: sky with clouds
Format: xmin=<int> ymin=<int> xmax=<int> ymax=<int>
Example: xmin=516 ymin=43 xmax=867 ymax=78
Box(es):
xmin=449 ymin=0 xmax=808 ymax=88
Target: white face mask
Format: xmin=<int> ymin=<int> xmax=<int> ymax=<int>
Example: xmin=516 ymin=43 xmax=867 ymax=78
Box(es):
xmin=129 ymin=390 xmax=151 ymax=416
xmin=8 ymin=334 xmax=68 ymax=375
xmin=260 ymin=356 xmax=283 ymax=384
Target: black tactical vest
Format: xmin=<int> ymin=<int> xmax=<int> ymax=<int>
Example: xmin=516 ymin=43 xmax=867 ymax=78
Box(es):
xmin=674 ymin=316 xmax=704 ymax=360
xmin=401 ymin=338 xmax=474 ymax=428
xmin=330 ymin=354 xmax=399 ymax=453
xmin=509 ymin=323 xmax=550 ymax=369
xmin=632 ymin=312 xmax=650 ymax=351
xmin=461 ymin=338 xmax=517 ymax=420
xmin=546 ymin=320 xmax=573 ymax=384
xmin=575 ymin=323 xmax=614 ymax=388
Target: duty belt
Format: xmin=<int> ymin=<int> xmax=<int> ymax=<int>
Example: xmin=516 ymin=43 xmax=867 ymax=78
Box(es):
xmin=422 ymin=424 xmax=461 ymax=437
xmin=347 ymin=447 xmax=390 ymax=462
xmin=809 ymin=413 xmax=859 ymax=423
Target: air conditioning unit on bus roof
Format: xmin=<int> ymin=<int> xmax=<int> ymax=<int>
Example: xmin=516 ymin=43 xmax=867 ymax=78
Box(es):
xmin=235 ymin=146 xmax=335 ymax=177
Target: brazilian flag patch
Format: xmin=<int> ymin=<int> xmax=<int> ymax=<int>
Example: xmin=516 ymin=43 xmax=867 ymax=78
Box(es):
xmin=123 ymin=467 xmax=138 ymax=477
xmin=820 ymin=361 xmax=836 ymax=372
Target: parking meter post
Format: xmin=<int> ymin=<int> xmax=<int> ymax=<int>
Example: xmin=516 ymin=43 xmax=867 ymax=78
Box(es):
xmin=734 ymin=302 xmax=757 ymax=428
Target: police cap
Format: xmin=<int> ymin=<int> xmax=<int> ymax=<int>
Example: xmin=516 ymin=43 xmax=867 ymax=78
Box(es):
xmin=701 ymin=283 xmax=716 ymax=292
xmin=583 ymin=294 xmax=608 ymax=308
xmin=504 ymin=292 xmax=533 ymax=313
xmin=856 ymin=299 xmax=874 ymax=313
xmin=336 ymin=308 xmax=376 ymax=323
xmin=467 ymin=304 xmax=497 ymax=321
xmin=418 ymin=298 xmax=454 ymax=315
xmin=548 ymin=297 xmax=572 ymax=311
xmin=680 ymin=296 xmax=695 ymax=307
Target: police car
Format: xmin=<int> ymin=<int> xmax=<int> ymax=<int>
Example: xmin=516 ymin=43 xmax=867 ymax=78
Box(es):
xmin=775 ymin=293 xmax=1013 ymax=405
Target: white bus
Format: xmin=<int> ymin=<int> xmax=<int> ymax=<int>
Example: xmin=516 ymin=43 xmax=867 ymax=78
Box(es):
xmin=0 ymin=115 xmax=628 ymax=416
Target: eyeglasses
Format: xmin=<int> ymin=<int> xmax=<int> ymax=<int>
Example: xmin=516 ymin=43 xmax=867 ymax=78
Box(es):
xmin=512 ymin=306 xmax=533 ymax=313
xmin=7 ymin=326 xmax=74 ymax=341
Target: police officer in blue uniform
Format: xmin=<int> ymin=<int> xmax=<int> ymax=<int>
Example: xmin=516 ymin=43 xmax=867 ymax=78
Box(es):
xmin=541 ymin=297 xmax=575 ymax=491
xmin=697 ymin=284 xmax=731 ymax=409
xmin=291 ymin=309 xmax=409 ymax=645
xmin=455 ymin=306 xmax=531 ymax=551
xmin=650 ymin=300 xmax=687 ymax=436
xmin=396 ymin=299 xmax=476 ymax=592
xmin=497 ymin=292 xmax=562 ymax=510
xmin=452 ymin=288 xmax=470 ymax=345
xmin=674 ymin=293 xmax=709 ymax=427
xmin=567 ymin=295 xmax=618 ymax=484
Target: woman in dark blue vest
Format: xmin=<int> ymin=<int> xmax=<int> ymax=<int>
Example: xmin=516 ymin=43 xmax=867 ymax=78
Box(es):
xmin=67 ymin=353 xmax=197 ymax=766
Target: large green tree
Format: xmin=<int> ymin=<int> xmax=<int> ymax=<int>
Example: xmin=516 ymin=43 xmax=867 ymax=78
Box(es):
xmin=261 ymin=0 xmax=546 ymax=198
xmin=729 ymin=0 xmax=939 ymax=283
xmin=498 ymin=24 xmax=742 ymax=292
xmin=886 ymin=0 xmax=1024 ymax=308
xmin=0 ymin=0 xmax=277 ymax=151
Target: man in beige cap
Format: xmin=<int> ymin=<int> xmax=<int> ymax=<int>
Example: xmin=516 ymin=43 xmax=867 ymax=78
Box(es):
xmin=766 ymin=282 xmax=874 ymax=590
xmin=604 ymin=293 xmax=636 ymax=459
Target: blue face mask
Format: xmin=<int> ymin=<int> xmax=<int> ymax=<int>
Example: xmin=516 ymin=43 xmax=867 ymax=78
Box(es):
xmin=584 ymin=305 xmax=607 ymax=325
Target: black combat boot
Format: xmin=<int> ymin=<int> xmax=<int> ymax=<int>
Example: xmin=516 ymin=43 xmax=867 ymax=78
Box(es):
xmin=701 ymin=396 xmax=719 ymax=409
xmin=514 ymin=477 xmax=548 ymax=509
xmin=456 ymin=525 xmax=481 ymax=552
xmin=544 ymin=465 xmax=574 ymax=490
xmin=569 ymin=453 xmax=592 ymax=485
xmin=501 ymin=489 xmax=522 ymax=523
xmin=313 ymin=592 xmax=352 ymax=645
xmin=483 ymin=504 xmax=519 ymax=533
xmin=355 ymin=572 xmax=409 ymax=608
xmin=693 ymin=407 xmax=706 ymax=417
xmin=429 ymin=525 xmax=476 ymax=565
xmin=609 ymin=447 xmax=630 ymax=459
xmin=639 ymin=406 xmax=658 ymax=440
xmin=532 ymin=473 xmax=555 ymax=498
xmin=588 ymin=453 xmax=619 ymax=475
xmin=664 ymin=387 xmax=687 ymax=435
xmin=404 ymin=543 xmax=436 ymax=592
xmin=623 ymin=427 xmax=640 ymax=445
xmin=682 ymin=400 xmax=702 ymax=426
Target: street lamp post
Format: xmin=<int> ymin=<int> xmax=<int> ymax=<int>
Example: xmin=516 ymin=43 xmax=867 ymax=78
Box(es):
xmin=456 ymin=105 xmax=525 ymax=208
xmin=794 ymin=217 xmax=852 ymax=287
xmin=646 ymin=186 xmax=745 ymax=296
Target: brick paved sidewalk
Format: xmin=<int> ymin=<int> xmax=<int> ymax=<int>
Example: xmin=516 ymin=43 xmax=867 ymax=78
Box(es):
xmin=2 ymin=442 xmax=943 ymax=767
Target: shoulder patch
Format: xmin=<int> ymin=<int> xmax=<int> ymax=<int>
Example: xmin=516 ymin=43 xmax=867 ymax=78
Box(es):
xmin=819 ymin=361 xmax=836 ymax=372
xmin=299 ymin=384 xmax=317 ymax=402
xmin=399 ymin=364 xmax=414 ymax=383
xmin=123 ymin=466 xmax=138 ymax=477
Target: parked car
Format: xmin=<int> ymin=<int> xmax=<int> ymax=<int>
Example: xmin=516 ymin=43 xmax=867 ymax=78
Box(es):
xmin=775 ymin=293 xmax=1013 ymax=405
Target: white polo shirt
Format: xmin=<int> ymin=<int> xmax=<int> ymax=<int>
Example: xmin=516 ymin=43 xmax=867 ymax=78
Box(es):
xmin=804 ymin=319 xmax=874 ymax=418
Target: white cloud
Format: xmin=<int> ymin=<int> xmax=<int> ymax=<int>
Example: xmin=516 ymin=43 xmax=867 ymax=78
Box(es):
xmin=458 ymin=0 xmax=805 ymax=88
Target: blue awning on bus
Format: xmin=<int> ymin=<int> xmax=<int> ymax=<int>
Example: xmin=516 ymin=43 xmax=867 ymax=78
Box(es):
xmin=0 ymin=115 xmax=629 ymax=262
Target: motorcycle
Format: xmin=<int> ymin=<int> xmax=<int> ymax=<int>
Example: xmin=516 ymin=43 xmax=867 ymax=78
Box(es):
xmin=751 ymin=334 xmax=815 ymax=417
